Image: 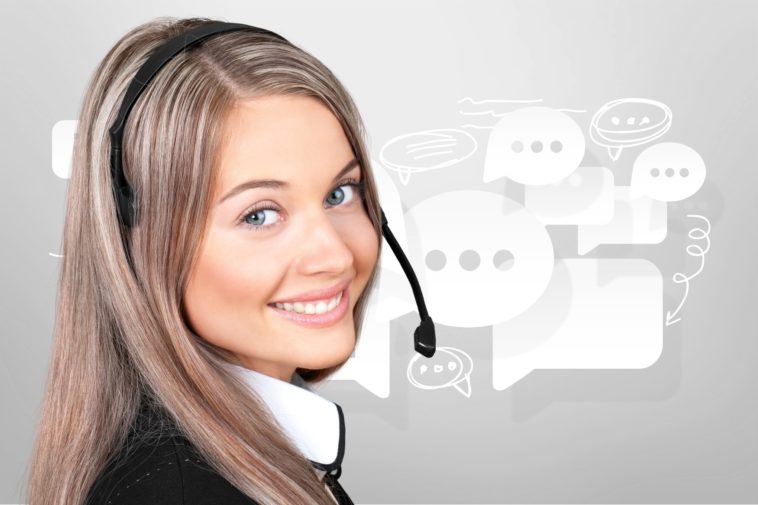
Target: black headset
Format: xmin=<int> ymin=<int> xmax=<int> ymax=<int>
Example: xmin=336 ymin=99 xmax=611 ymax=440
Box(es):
xmin=108 ymin=21 xmax=436 ymax=358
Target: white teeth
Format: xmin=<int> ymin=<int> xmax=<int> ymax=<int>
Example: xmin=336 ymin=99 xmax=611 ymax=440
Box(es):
xmin=275 ymin=291 xmax=342 ymax=315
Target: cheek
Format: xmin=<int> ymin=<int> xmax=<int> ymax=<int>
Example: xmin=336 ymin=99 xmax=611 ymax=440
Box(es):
xmin=348 ymin=213 xmax=379 ymax=278
xmin=183 ymin=237 xmax=278 ymax=345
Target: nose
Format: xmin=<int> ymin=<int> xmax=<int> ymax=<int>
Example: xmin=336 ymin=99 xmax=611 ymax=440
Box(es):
xmin=295 ymin=210 xmax=354 ymax=276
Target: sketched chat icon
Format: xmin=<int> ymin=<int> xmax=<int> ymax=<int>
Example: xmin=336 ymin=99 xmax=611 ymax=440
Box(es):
xmin=589 ymin=98 xmax=672 ymax=161
xmin=407 ymin=346 xmax=473 ymax=397
xmin=379 ymin=129 xmax=478 ymax=186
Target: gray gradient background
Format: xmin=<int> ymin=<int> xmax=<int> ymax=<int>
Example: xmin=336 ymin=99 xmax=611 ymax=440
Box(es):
xmin=1 ymin=0 xmax=756 ymax=504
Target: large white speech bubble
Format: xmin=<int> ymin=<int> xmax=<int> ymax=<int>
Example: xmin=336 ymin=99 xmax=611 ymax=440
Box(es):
xmin=405 ymin=190 xmax=555 ymax=327
xmin=492 ymin=258 xmax=663 ymax=390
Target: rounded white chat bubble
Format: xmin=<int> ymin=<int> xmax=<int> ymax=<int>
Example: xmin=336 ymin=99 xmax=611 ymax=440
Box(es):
xmin=629 ymin=142 xmax=706 ymax=202
xmin=52 ymin=119 xmax=78 ymax=179
xmin=482 ymin=106 xmax=585 ymax=185
xmin=405 ymin=190 xmax=554 ymax=327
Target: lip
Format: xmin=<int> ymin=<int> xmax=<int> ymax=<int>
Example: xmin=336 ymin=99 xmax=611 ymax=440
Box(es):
xmin=267 ymin=286 xmax=350 ymax=329
xmin=269 ymin=278 xmax=352 ymax=304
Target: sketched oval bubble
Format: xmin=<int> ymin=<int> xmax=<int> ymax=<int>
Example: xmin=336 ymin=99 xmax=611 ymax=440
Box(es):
xmin=379 ymin=129 xmax=477 ymax=185
xmin=589 ymin=98 xmax=672 ymax=161
xmin=407 ymin=346 xmax=473 ymax=390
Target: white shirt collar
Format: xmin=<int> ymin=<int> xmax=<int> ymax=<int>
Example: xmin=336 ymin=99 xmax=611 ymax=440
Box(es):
xmin=223 ymin=362 xmax=345 ymax=473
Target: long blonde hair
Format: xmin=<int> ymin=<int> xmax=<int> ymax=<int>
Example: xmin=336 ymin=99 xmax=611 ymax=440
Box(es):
xmin=23 ymin=16 xmax=382 ymax=505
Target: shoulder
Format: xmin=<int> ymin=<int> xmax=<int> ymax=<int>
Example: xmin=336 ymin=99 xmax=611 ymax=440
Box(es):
xmin=85 ymin=404 xmax=259 ymax=505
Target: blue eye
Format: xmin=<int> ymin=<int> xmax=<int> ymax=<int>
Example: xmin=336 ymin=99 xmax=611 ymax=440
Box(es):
xmin=237 ymin=177 xmax=366 ymax=232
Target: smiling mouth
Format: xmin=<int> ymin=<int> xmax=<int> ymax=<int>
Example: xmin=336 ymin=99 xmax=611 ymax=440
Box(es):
xmin=267 ymin=288 xmax=344 ymax=313
xmin=268 ymin=278 xmax=352 ymax=306
xmin=267 ymin=287 xmax=350 ymax=328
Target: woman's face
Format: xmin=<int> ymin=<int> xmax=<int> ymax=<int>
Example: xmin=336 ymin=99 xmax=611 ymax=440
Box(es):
xmin=183 ymin=94 xmax=378 ymax=383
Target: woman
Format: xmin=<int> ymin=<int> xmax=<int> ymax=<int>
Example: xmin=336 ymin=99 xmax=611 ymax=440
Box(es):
xmin=23 ymin=16 xmax=391 ymax=505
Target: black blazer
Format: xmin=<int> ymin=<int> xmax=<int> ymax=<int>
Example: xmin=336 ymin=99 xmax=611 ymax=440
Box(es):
xmin=84 ymin=401 xmax=352 ymax=505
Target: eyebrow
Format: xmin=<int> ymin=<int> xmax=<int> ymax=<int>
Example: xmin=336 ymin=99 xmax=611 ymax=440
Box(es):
xmin=217 ymin=158 xmax=360 ymax=206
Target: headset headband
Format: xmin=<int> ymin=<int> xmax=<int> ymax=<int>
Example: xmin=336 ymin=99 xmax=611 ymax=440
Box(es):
xmin=108 ymin=21 xmax=435 ymax=358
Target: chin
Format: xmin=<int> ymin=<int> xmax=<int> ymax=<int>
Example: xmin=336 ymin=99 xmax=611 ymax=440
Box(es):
xmin=303 ymin=337 xmax=355 ymax=370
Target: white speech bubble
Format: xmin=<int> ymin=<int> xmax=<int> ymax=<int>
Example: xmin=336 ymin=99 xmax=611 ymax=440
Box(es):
xmin=492 ymin=258 xmax=663 ymax=390
xmin=524 ymin=166 xmax=615 ymax=225
xmin=629 ymin=142 xmax=706 ymax=202
xmin=482 ymin=106 xmax=585 ymax=185
xmin=577 ymin=186 xmax=667 ymax=256
xmin=405 ymin=190 xmax=554 ymax=327
xmin=52 ymin=119 xmax=78 ymax=179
